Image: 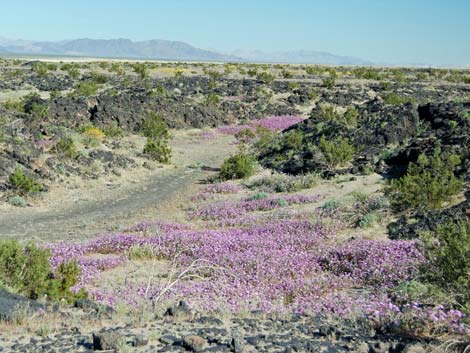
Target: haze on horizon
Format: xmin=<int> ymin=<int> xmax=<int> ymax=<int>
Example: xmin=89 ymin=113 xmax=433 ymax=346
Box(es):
xmin=1 ymin=0 xmax=469 ymax=66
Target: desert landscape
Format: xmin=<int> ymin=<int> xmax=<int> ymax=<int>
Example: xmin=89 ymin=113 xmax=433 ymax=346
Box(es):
xmin=0 ymin=57 xmax=469 ymax=352
xmin=1 ymin=1 xmax=470 ymax=351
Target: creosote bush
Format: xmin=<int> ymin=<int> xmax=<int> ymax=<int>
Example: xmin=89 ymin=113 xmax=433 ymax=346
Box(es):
xmin=386 ymin=152 xmax=462 ymax=212
xmin=0 ymin=240 xmax=86 ymax=303
xmin=420 ymin=220 xmax=470 ymax=314
xmin=102 ymin=122 xmax=124 ymax=138
xmin=9 ymin=168 xmax=42 ymax=196
xmin=143 ymin=139 xmax=172 ymax=164
xmin=219 ymin=153 xmax=256 ymax=180
xmin=132 ymin=62 xmax=148 ymax=80
xmin=71 ymin=81 xmax=98 ymax=97
xmin=53 ymin=136 xmax=77 ymax=159
xmin=318 ymin=136 xmax=355 ymax=169
xmin=142 ymin=112 xmax=172 ymax=163
xmin=384 ymin=93 xmax=416 ymax=105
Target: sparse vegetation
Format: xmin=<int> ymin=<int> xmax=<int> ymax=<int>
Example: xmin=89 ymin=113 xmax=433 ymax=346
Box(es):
xmin=420 ymin=220 xmax=470 ymax=314
xmin=82 ymin=126 xmax=105 ymax=147
xmin=386 ymin=152 xmax=462 ymax=212
xmin=132 ymin=63 xmax=149 ymax=80
xmin=219 ymin=153 xmax=256 ymax=180
xmin=0 ymin=240 xmax=85 ymax=303
xmin=318 ymin=136 xmax=355 ymax=169
xmin=53 ymin=136 xmax=77 ymax=159
xmin=142 ymin=112 xmax=172 ymax=163
xmin=9 ymin=168 xmax=43 ymax=196
xmin=71 ymin=81 xmax=99 ymax=97
xmin=0 ymin=57 xmax=469 ymax=346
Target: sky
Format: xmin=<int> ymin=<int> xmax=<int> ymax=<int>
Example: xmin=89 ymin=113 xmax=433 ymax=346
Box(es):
xmin=1 ymin=0 xmax=469 ymax=66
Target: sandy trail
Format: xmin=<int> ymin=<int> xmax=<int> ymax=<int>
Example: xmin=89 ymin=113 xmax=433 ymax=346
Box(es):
xmin=0 ymin=132 xmax=235 ymax=242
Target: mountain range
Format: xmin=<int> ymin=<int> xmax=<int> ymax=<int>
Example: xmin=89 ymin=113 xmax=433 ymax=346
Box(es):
xmin=0 ymin=37 xmax=371 ymax=65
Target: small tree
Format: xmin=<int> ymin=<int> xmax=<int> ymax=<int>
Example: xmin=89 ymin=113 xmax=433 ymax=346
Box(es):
xmin=219 ymin=154 xmax=256 ymax=180
xmin=32 ymin=62 xmax=49 ymax=77
xmin=142 ymin=112 xmax=172 ymax=163
xmin=9 ymin=168 xmax=43 ymax=195
xmin=133 ymin=63 xmax=149 ymax=80
xmin=318 ymin=136 xmax=355 ymax=169
xmin=386 ymin=152 xmax=462 ymax=212
xmin=322 ymin=71 xmax=337 ymax=88
xmin=421 ymin=220 xmax=470 ymax=313
xmin=0 ymin=240 xmax=86 ymax=303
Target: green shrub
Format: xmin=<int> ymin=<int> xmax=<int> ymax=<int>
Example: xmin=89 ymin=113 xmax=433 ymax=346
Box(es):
xmin=343 ymin=107 xmax=359 ymax=129
xmin=235 ymin=128 xmax=257 ymax=149
xmin=127 ymin=244 xmax=159 ymax=260
xmin=204 ymin=93 xmax=220 ymax=106
xmin=71 ymin=82 xmax=98 ymax=97
xmin=322 ymin=73 xmax=336 ymax=88
xmin=321 ymin=199 xmax=340 ymax=211
xmin=67 ymin=67 xmax=80 ymax=79
xmin=9 ymin=168 xmax=42 ymax=195
xmin=384 ymin=93 xmax=415 ymax=105
xmin=32 ymin=62 xmax=49 ymax=77
xmin=305 ymin=66 xmax=322 ymax=75
xmin=102 ymin=122 xmax=124 ymax=138
xmin=247 ymin=191 xmax=269 ymax=201
xmin=391 ymin=281 xmax=452 ymax=308
xmin=416 ymin=72 xmax=427 ymax=80
xmin=245 ymin=173 xmax=318 ymax=193
xmin=8 ymin=195 xmax=26 ymax=207
xmin=2 ymin=99 xmax=24 ymax=112
xmin=307 ymin=88 xmax=318 ymax=100
xmin=357 ymin=213 xmax=379 ymax=228
xmin=282 ymin=130 xmax=303 ymax=150
xmin=53 ymin=137 xmax=77 ymax=159
xmin=256 ymin=71 xmax=275 ymax=84
xmin=318 ymin=136 xmax=355 ymax=169
xmin=143 ymin=138 xmax=172 ymax=163
xmin=219 ymin=154 xmax=256 ymax=180
xmin=29 ymin=103 xmax=49 ymax=119
xmin=61 ymin=63 xmax=80 ymax=79
xmin=132 ymin=63 xmax=148 ymax=80
xmin=253 ymin=126 xmax=279 ymax=156
xmin=49 ymin=90 xmax=60 ymax=100
xmin=320 ymin=105 xmax=340 ymax=121
xmin=420 ymin=220 xmax=470 ymax=313
xmin=386 ymin=152 xmax=462 ymax=212
xmin=282 ymin=70 xmax=293 ymax=79
xmin=90 ymin=71 xmax=108 ymax=84
xmin=353 ymin=67 xmax=382 ymax=80
xmin=0 ymin=240 xmax=85 ymax=303
xmin=142 ymin=112 xmax=172 ymax=163
xmin=149 ymin=85 xmax=168 ymax=98
xmin=142 ymin=112 xmax=171 ymax=141
xmin=247 ymin=69 xmax=257 ymax=77
xmin=110 ymin=63 xmax=125 ymax=75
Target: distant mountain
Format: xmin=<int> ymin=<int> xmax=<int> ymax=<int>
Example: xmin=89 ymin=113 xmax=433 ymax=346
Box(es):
xmin=0 ymin=37 xmax=241 ymax=62
xmin=229 ymin=49 xmax=372 ymax=65
xmin=0 ymin=37 xmax=372 ymax=65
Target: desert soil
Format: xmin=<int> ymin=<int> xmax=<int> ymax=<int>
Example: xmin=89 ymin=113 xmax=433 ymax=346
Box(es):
xmin=0 ymin=131 xmax=235 ymax=242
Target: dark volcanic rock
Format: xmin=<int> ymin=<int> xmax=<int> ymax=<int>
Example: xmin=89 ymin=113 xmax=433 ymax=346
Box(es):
xmin=388 ymin=196 xmax=470 ymax=239
xmin=0 ymin=289 xmax=46 ymax=322
xmin=92 ymin=331 xmax=124 ymax=350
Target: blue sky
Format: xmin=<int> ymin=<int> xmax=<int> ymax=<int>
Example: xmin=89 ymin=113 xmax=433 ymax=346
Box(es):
xmin=1 ymin=0 xmax=469 ymax=65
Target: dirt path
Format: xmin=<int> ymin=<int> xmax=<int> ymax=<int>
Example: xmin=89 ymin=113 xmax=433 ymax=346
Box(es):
xmin=0 ymin=132 xmax=235 ymax=242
